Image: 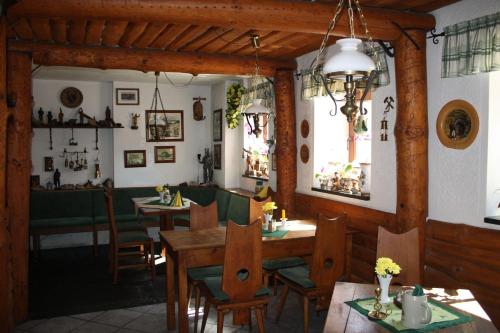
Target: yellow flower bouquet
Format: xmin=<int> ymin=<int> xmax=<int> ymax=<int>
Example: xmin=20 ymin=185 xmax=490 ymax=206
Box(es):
xmin=375 ymin=257 xmax=401 ymax=277
xmin=262 ymin=201 xmax=277 ymax=215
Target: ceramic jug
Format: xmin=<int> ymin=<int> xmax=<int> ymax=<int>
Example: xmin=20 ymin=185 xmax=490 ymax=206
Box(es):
xmin=401 ymin=290 xmax=432 ymax=329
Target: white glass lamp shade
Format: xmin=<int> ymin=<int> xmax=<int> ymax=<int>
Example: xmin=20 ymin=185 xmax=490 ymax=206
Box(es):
xmin=323 ymin=38 xmax=376 ymax=80
xmin=243 ymin=99 xmax=269 ymax=115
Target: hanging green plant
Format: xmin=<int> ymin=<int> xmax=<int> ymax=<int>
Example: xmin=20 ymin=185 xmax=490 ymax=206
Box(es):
xmin=225 ymin=83 xmax=246 ymax=129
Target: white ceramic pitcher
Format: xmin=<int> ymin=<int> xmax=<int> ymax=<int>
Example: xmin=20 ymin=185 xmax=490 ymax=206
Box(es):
xmin=401 ymin=290 xmax=432 ymax=329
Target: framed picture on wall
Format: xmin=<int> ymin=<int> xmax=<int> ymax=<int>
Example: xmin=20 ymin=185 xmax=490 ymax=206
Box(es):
xmin=214 ymin=144 xmax=222 ymax=170
xmin=213 ymin=109 xmax=222 ymax=142
xmin=116 ymin=88 xmax=140 ymax=105
xmin=146 ymin=110 xmax=184 ymax=142
xmin=124 ymin=150 xmax=146 ymax=168
xmin=154 ymin=146 xmax=176 ymax=163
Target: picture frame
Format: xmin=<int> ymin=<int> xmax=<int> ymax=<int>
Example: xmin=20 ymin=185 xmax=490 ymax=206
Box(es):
xmin=436 ymin=99 xmax=479 ymax=150
xmin=44 ymin=156 xmax=54 ymax=172
xmin=154 ymin=146 xmax=176 ymax=163
xmin=272 ymin=153 xmax=277 ymax=171
xmin=124 ymin=150 xmax=146 ymax=168
xmin=213 ymin=109 xmax=223 ymax=142
xmin=145 ymin=110 xmax=184 ymax=142
xmin=214 ymin=144 xmax=221 ymax=170
xmin=116 ymin=88 xmax=140 ymax=105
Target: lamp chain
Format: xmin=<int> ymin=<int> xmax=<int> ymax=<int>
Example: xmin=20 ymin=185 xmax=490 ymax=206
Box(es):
xmin=353 ymin=0 xmax=381 ymax=70
xmin=347 ymin=0 xmax=355 ymax=38
xmin=310 ymin=0 xmax=345 ymax=71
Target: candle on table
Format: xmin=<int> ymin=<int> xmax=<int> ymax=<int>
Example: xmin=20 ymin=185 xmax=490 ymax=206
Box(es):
xmin=282 ymin=209 xmax=286 ymax=220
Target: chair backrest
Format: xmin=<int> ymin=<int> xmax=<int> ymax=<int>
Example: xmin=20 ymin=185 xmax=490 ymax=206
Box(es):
xmin=253 ymin=186 xmax=275 ymax=202
xmin=248 ymin=196 xmax=272 ymax=225
xmin=103 ymin=188 xmax=118 ymax=244
xmin=222 ymin=219 xmax=263 ymax=302
xmin=376 ymin=226 xmax=420 ymax=285
xmin=189 ymin=201 xmax=218 ymax=231
xmin=309 ymin=214 xmax=347 ymax=290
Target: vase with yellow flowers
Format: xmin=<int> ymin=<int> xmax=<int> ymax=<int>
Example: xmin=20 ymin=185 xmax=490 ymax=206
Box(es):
xmin=156 ymin=184 xmax=169 ymax=203
xmin=375 ymin=257 xmax=401 ymax=304
xmin=262 ymin=201 xmax=277 ymax=229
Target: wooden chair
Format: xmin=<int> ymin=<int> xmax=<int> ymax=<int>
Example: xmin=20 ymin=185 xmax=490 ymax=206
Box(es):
xmin=200 ymin=220 xmax=269 ymax=333
xmin=248 ymin=196 xmax=271 ymax=224
xmin=104 ymin=189 xmax=155 ymax=284
xmin=253 ymin=186 xmax=275 ymax=202
xmin=186 ymin=201 xmax=220 ymax=333
xmin=275 ymin=214 xmax=346 ymax=333
xmin=376 ymin=226 xmax=420 ymax=285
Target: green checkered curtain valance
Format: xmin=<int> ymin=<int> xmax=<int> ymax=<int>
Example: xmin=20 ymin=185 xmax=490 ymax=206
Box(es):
xmin=442 ymin=12 xmax=500 ymax=78
xmin=239 ymin=77 xmax=275 ymax=113
xmin=301 ymin=46 xmax=390 ymax=100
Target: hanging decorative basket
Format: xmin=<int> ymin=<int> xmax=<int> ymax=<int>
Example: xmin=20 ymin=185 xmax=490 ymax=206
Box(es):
xmin=225 ymin=83 xmax=245 ymax=129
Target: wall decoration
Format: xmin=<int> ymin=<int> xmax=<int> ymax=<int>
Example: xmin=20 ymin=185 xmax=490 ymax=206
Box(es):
xmin=214 ymin=144 xmax=221 ymax=170
xmin=193 ymin=96 xmax=207 ymax=121
xmin=154 ymin=146 xmax=176 ymax=163
xmin=131 ymin=113 xmax=140 ymax=129
xmin=380 ymin=96 xmax=394 ymax=141
xmin=213 ymin=109 xmax=223 ymax=142
xmin=226 ymin=83 xmax=246 ymax=129
xmin=300 ymin=119 xmax=310 ymax=138
xmin=60 ymin=87 xmax=83 ymax=108
xmin=300 ymin=144 xmax=310 ymax=163
xmin=116 ymin=88 xmax=140 ymax=105
xmin=124 ymin=150 xmax=146 ymax=168
xmin=436 ymin=99 xmax=479 ymax=150
xmin=272 ymin=153 xmax=277 ymax=171
xmin=145 ymin=110 xmax=184 ymax=142
xmin=44 ymin=156 xmax=54 ymax=172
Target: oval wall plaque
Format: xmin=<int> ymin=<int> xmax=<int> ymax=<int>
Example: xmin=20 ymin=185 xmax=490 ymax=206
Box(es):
xmin=300 ymin=144 xmax=309 ymax=164
xmin=436 ymin=99 xmax=479 ymax=150
xmin=300 ymin=119 xmax=310 ymax=138
xmin=60 ymin=87 xmax=83 ymax=108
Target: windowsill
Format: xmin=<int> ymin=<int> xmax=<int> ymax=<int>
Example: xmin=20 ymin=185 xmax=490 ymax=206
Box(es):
xmin=484 ymin=216 xmax=500 ymax=225
xmin=311 ymin=187 xmax=370 ymax=201
xmin=242 ymin=174 xmax=269 ymax=182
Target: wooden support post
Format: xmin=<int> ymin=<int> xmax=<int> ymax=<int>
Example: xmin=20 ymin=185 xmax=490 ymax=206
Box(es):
xmin=394 ymin=30 xmax=428 ymax=276
xmin=0 ymin=16 xmax=14 ymax=333
xmin=274 ymin=69 xmax=297 ymax=214
xmin=7 ymin=50 xmax=32 ymax=323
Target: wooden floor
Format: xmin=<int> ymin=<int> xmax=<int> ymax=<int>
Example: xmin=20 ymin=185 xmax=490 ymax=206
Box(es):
xmin=16 ymin=285 xmax=326 ymax=333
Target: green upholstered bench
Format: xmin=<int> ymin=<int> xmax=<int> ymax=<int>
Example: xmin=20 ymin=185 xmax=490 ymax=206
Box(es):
xmin=30 ymin=190 xmax=95 ymax=256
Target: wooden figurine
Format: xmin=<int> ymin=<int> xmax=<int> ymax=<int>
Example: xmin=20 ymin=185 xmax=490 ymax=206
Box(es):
xmin=58 ymin=108 xmax=64 ymax=124
xmin=192 ymin=97 xmax=206 ymax=121
xmin=131 ymin=113 xmax=140 ymax=129
xmin=37 ymin=107 xmax=44 ymax=124
xmin=53 ymin=169 xmax=61 ymax=190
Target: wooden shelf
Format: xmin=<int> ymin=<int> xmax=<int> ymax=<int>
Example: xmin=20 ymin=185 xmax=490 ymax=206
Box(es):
xmin=32 ymin=124 xmax=124 ymax=129
xmin=242 ymin=174 xmax=269 ymax=182
xmin=484 ymin=216 xmax=500 ymax=225
xmin=311 ymin=187 xmax=370 ymax=201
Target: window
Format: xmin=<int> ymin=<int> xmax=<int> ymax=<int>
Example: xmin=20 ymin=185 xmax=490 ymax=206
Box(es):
xmin=243 ymin=115 xmax=269 ymax=180
xmin=313 ymin=95 xmax=371 ymax=199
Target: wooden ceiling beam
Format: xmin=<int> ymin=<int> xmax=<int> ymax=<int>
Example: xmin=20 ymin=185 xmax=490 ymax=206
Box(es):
xmin=119 ymin=22 xmax=149 ymax=48
xmin=133 ymin=22 xmax=169 ymax=49
xmin=8 ymin=41 xmax=296 ymax=76
xmin=50 ymin=19 xmax=67 ymax=43
xmin=29 ymin=18 xmax=51 ymax=41
xmin=68 ymin=19 xmax=87 ymax=45
xmin=101 ymin=21 xmax=128 ymax=47
xmin=7 ymin=0 xmax=436 ymax=41
xmin=84 ymin=19 xmax=105 ymax=45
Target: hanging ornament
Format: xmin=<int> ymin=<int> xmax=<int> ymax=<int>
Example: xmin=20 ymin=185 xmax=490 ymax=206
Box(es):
xmin=193 ymin=96 xmax=207 ymax=121
xmin=380 ymin=96 xmax=394 ymax=141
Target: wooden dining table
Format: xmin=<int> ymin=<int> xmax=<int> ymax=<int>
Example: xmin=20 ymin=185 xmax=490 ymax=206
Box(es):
xmin=132 ymin=197 xmax=196 ymax=231
xmin=160 ymin=219 xmax=355 ymax=332
xmin=324 ymin=282 xmax=499 ymax=333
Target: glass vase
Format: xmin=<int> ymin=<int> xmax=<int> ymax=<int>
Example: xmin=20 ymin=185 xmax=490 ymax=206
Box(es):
xmin=377 ymin=274 xmax=392 ymax=304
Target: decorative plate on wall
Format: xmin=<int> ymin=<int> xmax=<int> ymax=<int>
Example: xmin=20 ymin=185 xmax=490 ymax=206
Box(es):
xmin=300 ymin=119 xmax=310 ymax=138
xmin=300 ymin=144 xmax=309 ymax=164
xmin=60 ymin=87 xmax=83 ymax=108
xmin=436 ymin=99 xmax=479 ymax=150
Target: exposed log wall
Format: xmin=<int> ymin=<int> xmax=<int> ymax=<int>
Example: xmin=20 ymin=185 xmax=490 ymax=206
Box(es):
xmin=295 ymin=193 xmax=500 ymax=329
xmin=9 ymin=41 xmax=296 ymax=76
xmin=8 ymin=0 xmax=436 ymax=41
xmin=6 ymin=51 xmax=32 ymax=323
xmin=0 ymin=17 xmax=14 ymax=333
xmin=394 ymin=30 xmax=428 ymax=277
xmin=274 ymin=69 xmax=297 ymax=214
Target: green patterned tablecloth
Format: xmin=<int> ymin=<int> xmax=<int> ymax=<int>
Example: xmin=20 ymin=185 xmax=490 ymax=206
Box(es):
xmin=345 ymin=295 xmax=472 ymax=332
xmin=262 ymin=229 xmax=288 ymax=238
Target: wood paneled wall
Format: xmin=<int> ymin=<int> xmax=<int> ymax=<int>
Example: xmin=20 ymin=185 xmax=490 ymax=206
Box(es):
xmin=295 ymin=193 xmax=500 ymax=329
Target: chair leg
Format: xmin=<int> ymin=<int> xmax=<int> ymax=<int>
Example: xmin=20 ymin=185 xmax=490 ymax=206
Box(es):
xmin=194 ymin=286 xmax=201 ymax=333
xmin=255 ymin=307 xmax=265 ymax=333
xmin=217 ymin=310 xmax=224 ymax=333
xmin=149 ymin=240 xmax=155 ymax=281
xmin=201 ymin=299 xmax=211 ymax=333
xmin=275 ymin=284 xmax=289 ymax=322
xmin=187 ymin=283 xmax=194 ymax=309
xmin=302 ymin=296 xmax=309 ymax=333
xmin=263 ymin=271 xmax=269 ymax=289
xmin=273 ymin=274 xmax=279 ymax=296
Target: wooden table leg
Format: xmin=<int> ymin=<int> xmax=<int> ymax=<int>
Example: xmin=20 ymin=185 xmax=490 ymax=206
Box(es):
xmin=166 ymin=246 xmax=176 ymax=330
xmin=177 ymin=255 xmax=189 ymax=333
xmin=345 ymin=233 xmax=353 ymax=281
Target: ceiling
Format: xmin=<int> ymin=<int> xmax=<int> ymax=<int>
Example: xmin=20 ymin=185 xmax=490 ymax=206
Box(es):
xmin=7 ymin=0 xmax=459 ymax=59
xmin=33 ymin=66 xmax=241 ymax=85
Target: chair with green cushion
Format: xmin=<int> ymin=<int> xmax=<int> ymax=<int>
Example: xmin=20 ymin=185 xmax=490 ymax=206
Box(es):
xmin=225 ymin=194 xmax=250 ymax=225
xmin=275 ymin=214 xmax=346 ymax=333
xmin=104 ymin=189 xmax=155 ymax=284
xmin=185 ymin=201 xmax=221 ymax=333
xmin=200 ymin=220 xmax=269 ymax=333
xmin=215 ymin=189 xmax=231 ymax=224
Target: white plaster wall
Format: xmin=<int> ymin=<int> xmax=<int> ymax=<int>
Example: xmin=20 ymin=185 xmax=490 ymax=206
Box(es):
xmin=294 ymin=49 xmax=397 ymax=213
xmin=486 ymin=71 xmax=500 ymax=218
xmin=427 ymin=0 xmax=500 ymax=228
xmin=113 ymin=81 xmax=212 ymax=187
xmin=211 ymin=81 xmax=226 ymax=187
xmin=32 ymin=79 xmax=114 ymax=186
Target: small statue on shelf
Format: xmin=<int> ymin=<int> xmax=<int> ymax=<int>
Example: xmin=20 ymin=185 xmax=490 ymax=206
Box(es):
xmin=58 ymin=108 xmax=64 ymax=124
xmin=131 ymin=113 xmax=140 ymax=129
xmin=47 ymin=111 xmax=53 ymax=124
xmin=53 ymin=168 xmax=61 ymax=190
xmin=38 ymin=107 xmax=44 ymax=124
xmin=198 ymin=148 xmax=213 ymax=184
xmin=105 ymin=106 xmax=116 ymax=127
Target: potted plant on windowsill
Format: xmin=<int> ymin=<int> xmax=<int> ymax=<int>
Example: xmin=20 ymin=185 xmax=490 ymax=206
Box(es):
xmin=314 ymin=170 xmax=331 ymax=190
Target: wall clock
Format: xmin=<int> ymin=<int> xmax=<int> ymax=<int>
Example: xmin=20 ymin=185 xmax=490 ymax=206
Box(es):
xmin=436 ymin=99 xmax=479 ymax=150
xmin=60 ymin=87 xmax=83 ymax=108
